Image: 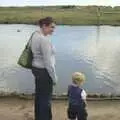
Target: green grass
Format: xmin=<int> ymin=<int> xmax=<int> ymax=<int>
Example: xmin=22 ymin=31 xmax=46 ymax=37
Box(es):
xmin=0 ymin=6 xmax=120 ymax=25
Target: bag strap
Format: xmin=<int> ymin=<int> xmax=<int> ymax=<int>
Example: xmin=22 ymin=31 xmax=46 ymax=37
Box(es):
xmin=26 ymin=31 xmax=36 ymax=49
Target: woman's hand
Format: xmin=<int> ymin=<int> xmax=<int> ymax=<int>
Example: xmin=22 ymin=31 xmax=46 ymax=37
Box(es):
xmin=53 ymin=75 xmax=58 ymax=85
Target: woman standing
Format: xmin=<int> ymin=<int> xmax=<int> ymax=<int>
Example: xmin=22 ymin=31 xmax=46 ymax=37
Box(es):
xmin=31 ymin=17 xmax=57 ymax=120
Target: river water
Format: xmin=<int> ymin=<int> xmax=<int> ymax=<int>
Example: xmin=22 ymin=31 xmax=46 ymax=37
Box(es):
xmin=0 ymin=24 xmax=120 ymax=95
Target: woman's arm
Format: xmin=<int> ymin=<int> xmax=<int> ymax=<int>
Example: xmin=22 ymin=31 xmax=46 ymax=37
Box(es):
xmin=40 ymin=38 xmax=57 ymax=84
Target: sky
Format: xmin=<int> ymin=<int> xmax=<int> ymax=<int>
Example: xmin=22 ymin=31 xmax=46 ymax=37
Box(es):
xmin=0 ymin=0 xmax=120 ymax=7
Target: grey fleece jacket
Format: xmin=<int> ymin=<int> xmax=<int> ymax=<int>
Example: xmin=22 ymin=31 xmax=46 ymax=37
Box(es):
xmin=31 ymin=30 xmax=57 ymax=84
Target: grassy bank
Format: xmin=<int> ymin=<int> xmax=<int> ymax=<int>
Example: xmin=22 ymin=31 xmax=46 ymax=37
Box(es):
xmin=0 ymin=6 xmax=120 ymax=25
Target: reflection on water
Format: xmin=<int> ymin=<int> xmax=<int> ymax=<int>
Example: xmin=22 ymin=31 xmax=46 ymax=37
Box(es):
xmin=0 ymin=24 xmax=120 ymax=95
xmin=83 ymin=26 xmax=120 ymax=94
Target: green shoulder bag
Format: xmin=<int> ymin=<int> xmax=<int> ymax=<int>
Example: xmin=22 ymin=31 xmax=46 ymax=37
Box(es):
xmin=17 ymin=32 xmax=35 ymax=69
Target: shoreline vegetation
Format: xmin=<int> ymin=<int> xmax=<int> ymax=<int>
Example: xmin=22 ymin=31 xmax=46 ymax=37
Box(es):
xmin=0 ymin=92 xmax=120 ymax=100
xmin=0 ymin=5 xmax=120 ymax=26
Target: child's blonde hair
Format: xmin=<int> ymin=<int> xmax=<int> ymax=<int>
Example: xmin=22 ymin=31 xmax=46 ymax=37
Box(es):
xmin=72 ymin=72 xmax=86 ymax=85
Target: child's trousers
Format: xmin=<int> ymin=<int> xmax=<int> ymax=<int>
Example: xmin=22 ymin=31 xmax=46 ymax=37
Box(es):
xmin=67 ymin=104 xmax=88 ymax=120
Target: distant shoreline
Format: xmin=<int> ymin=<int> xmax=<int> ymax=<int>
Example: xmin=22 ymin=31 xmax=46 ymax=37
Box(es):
xmin=0 ymin=6 xmax=120 ymax=26
xmin=0 ymin=23 xmax=120 ymax=26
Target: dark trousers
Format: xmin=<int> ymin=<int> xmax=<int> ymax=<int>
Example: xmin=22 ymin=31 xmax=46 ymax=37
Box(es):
xmin=67 ymin=105 xmax=88 ymax=120
xmin=32 ymin=67 xmax=53 ymax=120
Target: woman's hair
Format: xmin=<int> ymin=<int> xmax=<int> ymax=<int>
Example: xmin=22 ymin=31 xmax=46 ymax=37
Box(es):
xmin=38 ymin=17 xmax=55 ymax=27
xmin=72 ymin=72 xmax=86 ymax=85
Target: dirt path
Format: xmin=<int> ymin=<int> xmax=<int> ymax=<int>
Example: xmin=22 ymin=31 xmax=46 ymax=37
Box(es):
xmin=0 ymin=97 xmax=120 ymax=120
